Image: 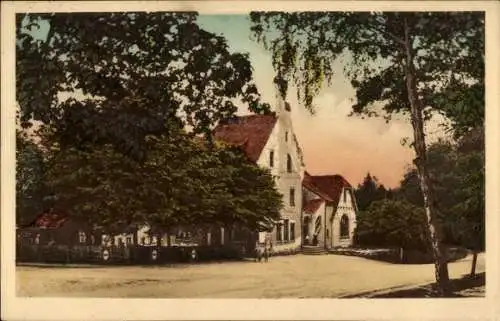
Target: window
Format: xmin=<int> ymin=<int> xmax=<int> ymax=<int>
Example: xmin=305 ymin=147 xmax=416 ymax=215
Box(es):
xmin=343 ymin=189 xmax=347 ymax=203
xmin=285 ymin=131 xmax=288 ymax=142
xmin=141 ymin=237 xmax=146 ymax=245
xmin=78 ymin=231 xmax=87 ymax=244
xmin=126 ymin=236 xmax=132 ymax=245
xmin=276 ymin=222 xmax=283 ymax=242
xmin=287 ymin=154 xmax=292 ymax=172
xmin=284 ymin=219 xmax=289 ymax=241
xmin=270 ymin=150 xmax=274 ymax=167
xmin=340 ymin=215 xmax=349 ymax=238
xmin=289 ymin=187 xmax=295 ymax=207
xmin=290 ymin=222 xmax=295 ymax=241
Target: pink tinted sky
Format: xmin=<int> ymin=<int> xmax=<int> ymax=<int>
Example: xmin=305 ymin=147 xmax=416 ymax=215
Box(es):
xmin=198 ymin=14 xmax=451 ymax=188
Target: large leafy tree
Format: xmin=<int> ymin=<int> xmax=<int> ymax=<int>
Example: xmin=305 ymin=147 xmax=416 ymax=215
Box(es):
xmin=451 ymin=127 xmax=485 ymax=277
xmin=397 ymin=140 xmax=458 ymax=211
xmin=16 ymin=130 xmax=45 ymax=226
xmin=16 ymin=12 xmax=280 ymax=235
xmin=250 ymin=11 xmax=484 ymax=295
xmin=44 ymin=130 xmax=283 ymax=237
xmin=396 ymin=128 xmax=485 ymax=276
xmin=204 ymin=144 xmax=283 ymax=231
xmin=16 ymin=12 xmax=270 ymax=159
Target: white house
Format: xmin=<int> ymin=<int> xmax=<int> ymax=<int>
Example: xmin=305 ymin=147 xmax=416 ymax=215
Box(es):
xmin=214 ymin=98 xmax=358 ymax=252
xmin=302 ymin=172 xmax=358 ymax=248
xmin=213 ymin=98 xmax=305 ymax=254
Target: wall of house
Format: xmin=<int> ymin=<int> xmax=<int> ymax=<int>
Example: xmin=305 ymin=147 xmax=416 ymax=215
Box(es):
xmin=21 ymin=221 xmax=98 ymax=246
xmin=257 ymin=98 xmax=304 ymax=250
xmin=330 ymin=188 xmax=357 ymax=248
xmin=310 ymin=202 xmax=326 ymax=247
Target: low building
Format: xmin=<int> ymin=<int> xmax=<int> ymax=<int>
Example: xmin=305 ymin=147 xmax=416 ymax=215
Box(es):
xmin=302 ymin=172 xmax=358 ymax=248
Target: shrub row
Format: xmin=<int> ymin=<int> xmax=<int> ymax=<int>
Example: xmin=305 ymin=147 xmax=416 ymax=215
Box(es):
xmin=329 ymin=246 xmax=468 ymax=264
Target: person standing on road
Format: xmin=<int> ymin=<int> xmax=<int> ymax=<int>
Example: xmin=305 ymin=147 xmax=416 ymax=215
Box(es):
xmin=264 ymin=234 xmax=272 ymax=262
xmin=255 ymin=241 xmax=262 ymax=262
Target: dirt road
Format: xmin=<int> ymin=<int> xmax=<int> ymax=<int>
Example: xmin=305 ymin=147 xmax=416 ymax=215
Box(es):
xmin=16 ymin=253 xmax=485 ymax=298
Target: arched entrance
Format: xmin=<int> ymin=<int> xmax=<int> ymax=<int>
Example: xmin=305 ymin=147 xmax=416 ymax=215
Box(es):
xmin=303 ymin=216 xmax=311 ymax=245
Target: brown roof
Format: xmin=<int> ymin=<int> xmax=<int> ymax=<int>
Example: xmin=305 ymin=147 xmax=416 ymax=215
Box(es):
xmin=303 ymin=172 xmax=354 ymax=210
xmin=303 ymin=172 xmax=333 ymax=202
xmin=303 ymin=199 xmax=324 ymax=214
xmin=28 ymin=212 xmax=69 ymax=229
xmin=213 ymin=114 xmax=277 ymax=163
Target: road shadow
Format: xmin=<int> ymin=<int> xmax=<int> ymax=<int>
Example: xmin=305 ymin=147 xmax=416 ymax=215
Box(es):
xmin=367 ymin=272 xmax=485 ymax=298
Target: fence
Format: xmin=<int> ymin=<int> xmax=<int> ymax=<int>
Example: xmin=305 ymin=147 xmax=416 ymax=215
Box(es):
xmin=16 ymin=242 xmax=249 ymax=265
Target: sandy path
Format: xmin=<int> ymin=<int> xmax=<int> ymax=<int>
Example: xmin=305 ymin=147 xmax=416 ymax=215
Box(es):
xmin=16 ymin=253 xmax=485 ymax=298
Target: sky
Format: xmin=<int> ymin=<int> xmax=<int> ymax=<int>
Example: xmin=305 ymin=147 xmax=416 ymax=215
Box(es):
xmin=196 ymin=14 xmax=451 ymax=188
xmin=24 ymin=13 xmax=452 ymax=188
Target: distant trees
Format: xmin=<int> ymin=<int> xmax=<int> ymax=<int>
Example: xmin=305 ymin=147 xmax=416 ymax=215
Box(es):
xmin=354 ymin=199 xmax=429 ymax=252
xmin=354 ymin=173 xmax=392 ymax=211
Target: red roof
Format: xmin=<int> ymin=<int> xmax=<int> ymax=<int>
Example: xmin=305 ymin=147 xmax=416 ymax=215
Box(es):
xmin=213 ymin=114 xmax=277 ymax=163
xmin=303 ymin=172 xmax=333 ymax=202
xmin=303 ymin=199 xmax=324 ymax=214
xmin=303 ymin=172 xmax=354 ymax=210
xmin=28 ymin=212 xmax=68 ymax=229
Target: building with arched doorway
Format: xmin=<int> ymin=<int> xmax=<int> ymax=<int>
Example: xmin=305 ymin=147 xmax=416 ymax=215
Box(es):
xmin=302 ymin=172 xmax=358 ymax=249
xmin=213 ymin=97 xmax=358 ymax=253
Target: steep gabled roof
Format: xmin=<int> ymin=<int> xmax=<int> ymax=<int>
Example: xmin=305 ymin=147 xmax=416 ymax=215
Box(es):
xmin=213 ymin=114 xmax=277 ymax=163
xmin=303 ymin=172 xmax=334 ymax=202
xmin=303 ymin=172 xmax=354 ymax=211
xmin=303 ymin=198 xmax=324 ymax=214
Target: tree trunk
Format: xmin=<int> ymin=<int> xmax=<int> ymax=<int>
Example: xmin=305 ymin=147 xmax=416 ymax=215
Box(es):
xmin=157 ymin=233 xmax=162 ymax=247
xmin=132 ymin=226 xmax=139 ymax=262
xmin=470 ymin=251 xmax=478 ymax=277
xmin=166 ymin=230 xmax=172 ymax=247
xmin=403 ymin=17 xmax=450 ymax=296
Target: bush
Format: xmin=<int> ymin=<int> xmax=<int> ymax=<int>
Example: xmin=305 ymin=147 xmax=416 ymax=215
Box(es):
xmin=354 ymin=199 xmax=430 ymax=252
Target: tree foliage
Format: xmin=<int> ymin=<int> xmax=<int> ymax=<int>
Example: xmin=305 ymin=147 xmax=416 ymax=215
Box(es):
xmin=354 ymin=172 xmax=390 ymax=211
xmin=250 ymin=12 xmax=483 ymax=132
xmin=354 ymin=199 xmax=429 ymax=251
xmin=16 ymin=131 xmax=45 ymax=226
xmin=16 ymin=12 xmax=282 ymax=235
xmin=396 ymin=130 xmax=485 ymax=251
xmin=43 ymin=130 xmax=283 ymax=234
xmin=17 ymin=12 xmax=270 ymax=159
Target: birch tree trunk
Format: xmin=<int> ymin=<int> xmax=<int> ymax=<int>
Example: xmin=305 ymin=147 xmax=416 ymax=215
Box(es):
xmin=403 ymin=17 xmax=450 ymax=295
